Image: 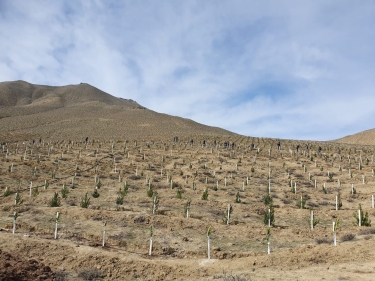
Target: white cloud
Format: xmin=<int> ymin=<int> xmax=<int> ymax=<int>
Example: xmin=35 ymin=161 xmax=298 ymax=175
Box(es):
xmin=1 ymin=0 xmax=375 ymax=141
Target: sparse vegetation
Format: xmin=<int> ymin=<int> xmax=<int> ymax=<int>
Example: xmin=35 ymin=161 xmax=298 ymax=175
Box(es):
xmin=80 ymin=193 xmax=90 ymax=208
xmin=50 ymin=192 xmax=61 ymax=207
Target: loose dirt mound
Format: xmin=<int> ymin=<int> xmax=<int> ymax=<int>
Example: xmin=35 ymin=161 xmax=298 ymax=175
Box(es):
xmin=0 ymin=248 xmax=54 ymax=280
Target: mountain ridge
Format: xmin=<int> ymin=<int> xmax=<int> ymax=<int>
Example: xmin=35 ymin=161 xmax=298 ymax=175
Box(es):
xmin=0 ymin=80 xmax=235 ymax=141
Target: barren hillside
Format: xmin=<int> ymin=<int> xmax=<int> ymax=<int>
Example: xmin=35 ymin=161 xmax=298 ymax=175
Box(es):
xmin=0 ymin=81 xmax=234 ymax=141
xmin=335 ymin=128 xmax=375 ymax=146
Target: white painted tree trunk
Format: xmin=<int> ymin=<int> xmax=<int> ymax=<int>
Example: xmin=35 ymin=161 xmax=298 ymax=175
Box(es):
xmin=54 ymin=221 xmax=58 ymax=239
xmin=268 ymin=208 xmax=271 ymax=227
xmin=102 ymin=225 xmax=106 ymax=247
xmin=207 ymin=236 xmax=211 ymax=259
xmin=335 ymin=195 xmax=338 ymax=211
xmin=149 ymin=237 xmax=153 ymax=256
xmin=333 ymin=221 xmax=337 ymax=246
xmin=358 ymin=209 xmax=361 ymax=226
xmin=227 ymin=204 xmax=230 ymax=225
xmin=333 ymin=231 xmax=337 ymax=246
xmin=267 ymin=240 xmax=270 ymax=254
xmin=12 ymin=215 xmax=16 ymax=234
xmin=310 ymin=210 xmax=314 ymax=230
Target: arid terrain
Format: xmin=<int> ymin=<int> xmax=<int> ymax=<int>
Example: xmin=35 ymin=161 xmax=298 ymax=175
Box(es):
xmin=0 ymin=81 xmax=375 ymax=281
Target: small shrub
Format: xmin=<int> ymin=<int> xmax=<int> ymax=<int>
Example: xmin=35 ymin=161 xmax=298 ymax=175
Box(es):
xmin=50 ymin=192 xmax=61 ymax=207
xmin=315 ymin=237 xmax=332 ymax=244
xmin=119 ymin=183 xmax=128 ymax=197
xmin=3 ymin=187 xmax=11 ymax=197
xmin=147 ymin=185 xmax=154 ymax=197
xmin=151 ymin=193 xmax=159 ymax=214
xmin=340 ymin=233 xmax=355 ymax=242
xmin=78 ymin=268 xmax=103 ymax=280
xmin=222 ymin=205 xmax=233 ymax=224
xmin=322 ymin=186 xmax=327 ymax=194
xmin=297 ymin=196 xmax=307 ymax=209
xmin=263 ymin=204 xmax=275 ymax=226
xmin=176 ymin=187 xmax=182 ymax=199
xmin=92 ymin=188 xmax=100 ymax=198
xmin=80 ymin=193 xmax=90 ymax=208
xmin=235 ymin=191 xmax=241 ymax=203
xmin=353 ymin=204 xmax=371 ymax=226
xmin=116 ymin=195 xmax=124 ymax=205
xmin=358 ymin=228 xmax=375 ymax=235
xmin=96 ymin=180 xmax=102 ymax=189
xmin=263 ymin=192 xmax=273 ymax=206
xmin=54 ymin=270 xmax=68 ymax=281
xmin=61 ymin=184 xmax=69 ymax=199
xmin=201 ymin=188 xmax=208 ymax=200
xmin=31 ymin=186 xmax=39 ymax=197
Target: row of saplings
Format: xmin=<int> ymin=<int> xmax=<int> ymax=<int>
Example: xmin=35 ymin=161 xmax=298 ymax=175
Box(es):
xmin=8 ymin=181 xmax=372 ymax=259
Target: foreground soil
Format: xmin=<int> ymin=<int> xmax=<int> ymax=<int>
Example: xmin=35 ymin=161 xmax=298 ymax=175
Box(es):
xmin=0 ymin=136 xmax=375 ymax=280
xmin=0 ymin=248 xmax=54 ymax=281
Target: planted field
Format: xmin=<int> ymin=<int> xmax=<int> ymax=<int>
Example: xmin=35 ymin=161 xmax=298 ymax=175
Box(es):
xmin=0 ymin=137 xmax=374 ymax=280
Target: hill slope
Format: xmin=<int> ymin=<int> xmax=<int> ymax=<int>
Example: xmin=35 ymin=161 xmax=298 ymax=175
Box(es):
xmin=0 ymin=81 xmax=235 ymax=141
xmin=335 ymin=128 xmax=375 ymax=146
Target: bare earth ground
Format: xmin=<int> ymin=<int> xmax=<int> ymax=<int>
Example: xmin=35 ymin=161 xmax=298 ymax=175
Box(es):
xmin=0 ymin=136 xmax=375 ymax=280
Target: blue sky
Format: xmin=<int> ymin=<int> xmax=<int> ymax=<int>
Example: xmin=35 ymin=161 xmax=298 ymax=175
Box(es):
xmin=1 ymin=1 xmax=375 ymax=141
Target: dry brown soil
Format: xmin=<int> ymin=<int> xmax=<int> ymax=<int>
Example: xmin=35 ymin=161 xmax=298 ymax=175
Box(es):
xmin=0 ymin=136 xmax=374 ymax=280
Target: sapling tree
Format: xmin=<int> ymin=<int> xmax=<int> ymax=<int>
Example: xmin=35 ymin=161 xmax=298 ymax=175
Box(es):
xmin=263 ymin=192 xmax=273 ymax=206
xmin=147 ymin=184 xmax=154 ymax=198
xmin=353 ymin=204 xmax=371 ymax=226
xmin=333 ymin=218 xmax=340 ymax=246
xmin=3 ymin=187 xmax=11 ymax=197
xmin=176 ymin=187 xmax=182 ymax=199
xmin=207 ymin=226 xmax=212 ymax=259
xmin=32 ymin=186 xmax=39 ymax=197
xmin=201 ymin=188 xmax=208 ymax=200
xmin=264 ymin=204 xmax=275 ymax=227
xmin=80 ymin=193 xmax=90 ymax=208
xmin=184 ymin=199 xmax=191 ymax=218
xmin=50 ymin=192 xmax=61 ymax=207
xmin=54 ymin=212 xmax=60 ymax=239
xmin=322 ymin=185 xmax=328 ymax=194
xmin=235 ymin=191 xmax=241 ymax=203
xmin=44 ymin=180 xmax=49 ymax=190
xmin=297 ymin=195 xmax=307 ymax=209
xmin=308 ymin=209 xmax=320 ymax=230
xmin=92 ymin=187 xmax=100 ymax=198
xmin=223 ymin=204 xmax=233 ymax=225
xmin=61 ymin=184 xmax=69 ymax=199
xmin=336 ymin=193 xmax=342 ymax=210
xmin=266 ymin=228 xmax=271 ymax=254
xmin=149 ymin=225 xmax=154 ymax=256
xmin=116 ymin=184 xmax=128 ymax=206
xmin=102 ymin=221 xmax=107 ymax=247
xmin=152 ymin=193 xmax=159 ymax=215
xmin=12 ymin=211 xmax=18 ymax=234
